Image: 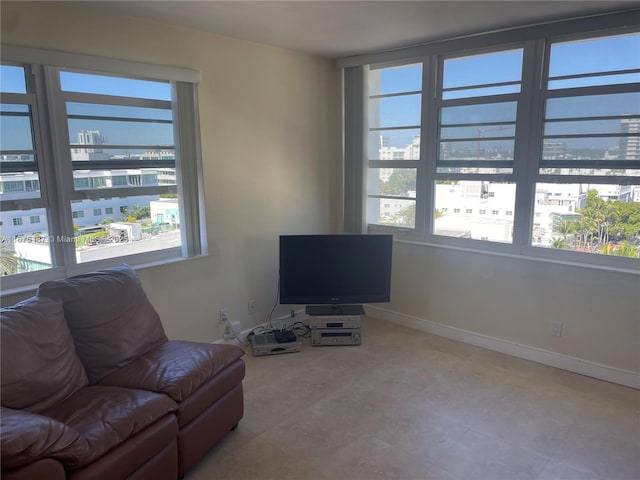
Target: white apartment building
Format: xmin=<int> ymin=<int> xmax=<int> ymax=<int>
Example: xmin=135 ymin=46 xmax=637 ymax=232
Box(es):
xmin=378 ymin=135 xmax=420 ymax=181
xmin=0 ymin=170 xmax=164 ymax=239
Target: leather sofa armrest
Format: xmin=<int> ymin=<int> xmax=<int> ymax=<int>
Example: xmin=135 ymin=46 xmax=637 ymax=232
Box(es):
xmin=0 ymin=406 xmax=89 ymax=470
xmin=1 ymin=458 xmax=66 ymax=480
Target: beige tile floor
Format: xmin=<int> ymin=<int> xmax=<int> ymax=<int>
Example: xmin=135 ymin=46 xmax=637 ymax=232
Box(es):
xmin=187 ymin=317 xmax=640 ymax=480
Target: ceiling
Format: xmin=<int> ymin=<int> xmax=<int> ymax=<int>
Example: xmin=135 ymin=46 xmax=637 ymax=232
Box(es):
xmin=79 ymin=1 xmax=638 ymax=58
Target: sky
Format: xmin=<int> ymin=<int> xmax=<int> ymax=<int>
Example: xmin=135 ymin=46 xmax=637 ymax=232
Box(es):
xmin=370 ymin=33 xmax=639 ymax=149
xmin=1 ymin=33 xmax=638 ymax=155
xmin=1 ymin=69 xmax=173 ymax=152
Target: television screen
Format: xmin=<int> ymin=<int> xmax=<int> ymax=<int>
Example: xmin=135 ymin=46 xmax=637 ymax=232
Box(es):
xmin=279 ymin=234 xmax=393 ymax=309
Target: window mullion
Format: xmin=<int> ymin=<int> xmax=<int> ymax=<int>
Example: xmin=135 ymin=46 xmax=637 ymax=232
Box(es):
xmin=421 ymin=55 xmax=438 ymax=239
xmin=511 ymin=40 xmax=545 ymax=248
xmin=41 ymin=66 xmax=77 ymax=272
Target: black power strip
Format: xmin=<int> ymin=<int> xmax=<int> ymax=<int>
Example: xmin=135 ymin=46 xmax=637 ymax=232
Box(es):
xmin=274 ymin=330 xmax=297 ymax=343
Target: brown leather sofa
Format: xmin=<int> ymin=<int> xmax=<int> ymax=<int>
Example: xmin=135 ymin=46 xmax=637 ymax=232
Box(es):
xmin=1 ymin=264 xmax=245 ymax=480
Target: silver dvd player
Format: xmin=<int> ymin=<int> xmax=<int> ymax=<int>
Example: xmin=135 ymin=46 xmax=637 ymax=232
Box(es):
xmin=249 ymin=332 xmax=302 ymax=356
xmin=311 ymin=328 xmax=361 ymax=346
xmin=308 ymin=315 xmax=361 ymax=330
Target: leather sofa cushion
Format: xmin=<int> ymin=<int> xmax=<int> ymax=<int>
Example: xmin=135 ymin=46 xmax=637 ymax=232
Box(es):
xmin=100 ymin=341 xmax=245 ymax=403
xmin=0 ymin=407 xmax=89 ymax=470
xmin=43 ymin=386 xmax=177 ymax=468
xmin=38 ymin=264 xmax=168 ymax=384
xmin=1 ymin=297 xmax=88 ymax=413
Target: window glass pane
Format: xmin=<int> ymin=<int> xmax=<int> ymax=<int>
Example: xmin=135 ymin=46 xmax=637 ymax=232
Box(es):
xmin=545 ymin=93 xmax=639 ymax=120
xmin=72 ymin=195 xmax=181 ymax=264
xmin=434 ymin=181 xmax=515 ymax=243
xmin=437 ymin=166 xmax=513 ymax=175
xmin=367 ymin=198 xmax=415 ymax=228
xmin=443 ymin=49 xmax=523 ymax=99
xmin=548 ymin=33 xmax=640 ymax=88
xmin=66 ymin=102 xmax=173 ymax=121
xmin=71 ymin=168 xmax=175 ymax=190
xmin=532 ymin=183 xmax=640 ymax=259
xmin=369 ymin=63 xmax=422 ymax=95
xmin=368 ymin=130 xmax=420 ymax=160
xmin=439 ymin=102 xmax=517 ymax=168
xmin=441 ymin=102 xmax=517 ymax=126
xmin=368 ymin=168 xmax=417 ymax=197
xmin=0 ymin=65 xmax=27 ymax=94
xmin=367 ymin=167 xmax=417 ymax=228
xmin=542 ymin=136 xmax=638 ymax=161
xmin=0 ymin=173 xmax=41 ymax=201
xmin=60 ymin=72 xmax=171 ymax=101
xmin=369 ymin=94 xmax=421 ymax=128
xmin=542 ymin=93 xmax=640 ymax=171
xmin=68 ymin=120 xmax=173 ymax=149
xmin=70 ymin=149 xmax=175 ymax=163
xmin=549 ymin=74 xmax=640 ymax=90
xmin=0 ymin=104 xmax=35 ymax=152
xmin=440 ymin=139 xmax=515 ymax=161
xmin=545 ymin=119 xmax=634 ymax=136
xmin=443 ymin=85 xmax=520 ymax=100
xmin=442 ymin=125 xmax=517 ymax=139
xmin=68 ymin=118 xmax=173 ymax=148
xmin=1 ymin=209 xmax=51 ymax=275
xmin=1 ymin=104 xmax=29 ymax=113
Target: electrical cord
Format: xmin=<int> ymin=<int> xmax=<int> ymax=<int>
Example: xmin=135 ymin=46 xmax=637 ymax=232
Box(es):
xmin=224 ymin=317 xmax=250 ymax=347
xmin=246 ymin=320 xmax=310 ymax=341
xmin=267 ymin=277 xmax=280 ymax=329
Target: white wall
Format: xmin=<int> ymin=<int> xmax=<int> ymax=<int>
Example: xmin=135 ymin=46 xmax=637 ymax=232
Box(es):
xmin=1 ymin=2 xmax=343 ymax=341
xmin=385 ymin=241 xmax=639 ymax=374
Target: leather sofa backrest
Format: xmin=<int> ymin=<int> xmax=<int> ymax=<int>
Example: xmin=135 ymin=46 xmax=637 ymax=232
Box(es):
xmin=38 ymin=264 xmax=168 ymax=384
xmin=1 ymin=296 xmax=88 ymax=413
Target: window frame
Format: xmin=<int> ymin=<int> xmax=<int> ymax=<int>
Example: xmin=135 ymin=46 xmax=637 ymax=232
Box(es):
xmin=342 ymin=11 xmax=640 ymax=272
xmin=1 ymin=46 xmax=206 ymax=292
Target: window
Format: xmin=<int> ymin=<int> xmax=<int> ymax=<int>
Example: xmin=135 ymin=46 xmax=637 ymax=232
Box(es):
xmin=1 ymin=48 xmax=205 ymax=288
xmin=366 ymin=63 xmax=422 ymax=228
xmin=344 ymin=13 xmax=639 ymax=269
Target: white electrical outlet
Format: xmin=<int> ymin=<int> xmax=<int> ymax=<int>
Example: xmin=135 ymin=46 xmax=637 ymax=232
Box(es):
xmin=248 ymin=300 xmax=256 ymax=315
xmin=225 ymin=321 xmax=241 ymax=340
xmin=219 ymin=308 xmax=229 ymax=322
xmin=551 ymin=321 xmax=563 ymax=337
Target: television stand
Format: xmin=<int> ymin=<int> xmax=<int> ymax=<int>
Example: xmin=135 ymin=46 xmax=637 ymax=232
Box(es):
xmin=305 ymin=304 xmax=365 ymax=316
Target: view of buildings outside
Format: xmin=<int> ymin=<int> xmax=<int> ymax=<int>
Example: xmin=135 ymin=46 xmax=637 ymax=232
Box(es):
xmin=373 ymin=117 xmax=640 ymax=257
xmin=0 ymin=129 xmax=181 ymax=274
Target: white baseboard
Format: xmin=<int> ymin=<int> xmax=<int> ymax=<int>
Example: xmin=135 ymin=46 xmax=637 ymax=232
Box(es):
xmin=365 ymin=305 xmax=640 ymax=390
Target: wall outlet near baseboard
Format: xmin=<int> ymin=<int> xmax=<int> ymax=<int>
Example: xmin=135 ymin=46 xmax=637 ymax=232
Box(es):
xmin=224 ymin=321 xmax=242 ymax=340
xmin=551 ymin=321 xmax=563 ymax=337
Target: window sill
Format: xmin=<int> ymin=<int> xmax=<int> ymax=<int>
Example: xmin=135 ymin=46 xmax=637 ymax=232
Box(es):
xmin=394 ymin=237 xmax=640 ymax=276
xmin=0 ymin=253 xmax=209 ymax=300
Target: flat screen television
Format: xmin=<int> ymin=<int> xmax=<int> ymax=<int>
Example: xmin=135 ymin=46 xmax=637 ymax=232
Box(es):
xmin=279 ymin=234 xmax=393 ymax=316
